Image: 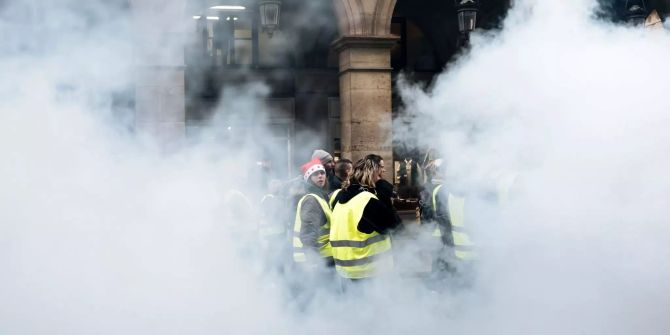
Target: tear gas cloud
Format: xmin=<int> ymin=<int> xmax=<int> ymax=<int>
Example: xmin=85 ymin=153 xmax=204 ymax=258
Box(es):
xmin=398 ymin=0 xmax=670 ymax=333
xmin=1 ymin=0 xmax=670 ymax=334
xmin=0 ymin=1 xmax=289 ymax=333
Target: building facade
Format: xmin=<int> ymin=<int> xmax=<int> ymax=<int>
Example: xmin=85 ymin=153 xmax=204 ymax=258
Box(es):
xmin=133 ymin=0 xmax=668 ymax=184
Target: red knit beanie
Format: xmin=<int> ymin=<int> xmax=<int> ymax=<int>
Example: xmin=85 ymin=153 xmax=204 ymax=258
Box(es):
xmin=301 ymin=158 xmax=325 ymax=181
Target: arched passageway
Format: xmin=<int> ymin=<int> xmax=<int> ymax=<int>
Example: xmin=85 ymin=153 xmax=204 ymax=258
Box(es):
xmin=388 ymin=0 xmax=511 ymax=199
xmin=330 ymin=0 xmax=511 ymax=188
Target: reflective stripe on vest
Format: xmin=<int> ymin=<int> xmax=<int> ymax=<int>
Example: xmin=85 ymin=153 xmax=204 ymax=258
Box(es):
xmin=292 ymin=193 xmax=333 ymax=263
xmin=330 ymin=191 xmax=393 ymax=279
xmin=329 ymin=189 xmax=341 ymax=209
xmin=431 ymin=185 xmax=476 ymax=260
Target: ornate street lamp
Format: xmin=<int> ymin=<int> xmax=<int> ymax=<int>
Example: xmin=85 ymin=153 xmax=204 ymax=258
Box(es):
xmin=624 ymin=0 xmax=647 ymax=26
xmin=259 ymin=0 xmax=281 ymax=38
xmin=455 ymin=0 xmax=479 ymax=34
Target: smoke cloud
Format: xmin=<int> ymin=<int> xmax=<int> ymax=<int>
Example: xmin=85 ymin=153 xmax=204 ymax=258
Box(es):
xmin=397 ymin=0 xmax=670 ymax=333
xmin=1 ymin=0 xmax=669 ymax=334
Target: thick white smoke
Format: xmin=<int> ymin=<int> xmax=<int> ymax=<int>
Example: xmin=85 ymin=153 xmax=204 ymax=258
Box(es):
xmin=2 ymin=0 xmax=670 ymax=334
xmin=0 ymin=1 xmax=290 ymax=334
xmin=398 ymin=0 xmax=670 ymax=333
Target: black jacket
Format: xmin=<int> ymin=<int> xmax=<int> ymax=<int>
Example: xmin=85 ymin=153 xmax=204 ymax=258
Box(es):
xmin=375 ymin=179 xmax=402 ymax=229
xmin=332 ymin=182 xmax=400 ymax=235
xmin=327 ymin=170 xmax=341 ymax=192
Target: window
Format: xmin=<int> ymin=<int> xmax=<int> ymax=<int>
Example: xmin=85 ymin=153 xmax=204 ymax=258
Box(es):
xmin=188 ymin=8 xmax=301 ymax=68
xmin=212 ymin=12 xmax=253 ymax=66
xmin=188 ymin=10 xmax=256 ymax=67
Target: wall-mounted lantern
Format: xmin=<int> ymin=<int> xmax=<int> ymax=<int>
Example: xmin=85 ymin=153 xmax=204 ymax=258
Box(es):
xmin=624 ymin=0 xmax=648 ymax=26
xmin=259 ymin=0 xmax=281 ymax=38
xmin=455 ymin=0 xmax=479 ymax=34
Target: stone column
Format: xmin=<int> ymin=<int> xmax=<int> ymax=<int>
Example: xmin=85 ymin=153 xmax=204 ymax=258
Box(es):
xmin=333 ymin=35 xmax=397 ymax=168
xmin=332 ymin=0 xmax=397 ymax=178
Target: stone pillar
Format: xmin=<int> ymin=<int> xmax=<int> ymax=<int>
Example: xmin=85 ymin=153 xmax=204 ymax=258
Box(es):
xmin=333 ymin=0 xmax=397 ymax=178
xmin=333 ymin=35 xmax=397 ymax=167
xmin=131 ymin=0 xmax=188 ymax=149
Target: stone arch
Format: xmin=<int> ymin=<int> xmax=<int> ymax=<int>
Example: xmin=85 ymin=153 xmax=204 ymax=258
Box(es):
xmin=333 ymin=0 xmax=398 ymax=36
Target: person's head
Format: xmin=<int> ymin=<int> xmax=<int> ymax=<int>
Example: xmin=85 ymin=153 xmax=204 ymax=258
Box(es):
xmin=425 ymin=159 xmax=443 ymax=183
xmin=301 ymin=158 xmax=327 ymax=189
xmin=311 ymin=149 xmax=335 ymax=171
xmin=346 ymin=154 xmax=385 ymax=189
xmin=335 ymin=158 xmax=353 ymax=181
xmin=377 ymin=156 xmax=386 ymax=179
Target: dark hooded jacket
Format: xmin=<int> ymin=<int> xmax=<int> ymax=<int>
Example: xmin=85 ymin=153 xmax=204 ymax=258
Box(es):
xmin=327 ymin=170 xmax=341 ymax=192
xmin=331 ymin=182 xmax=400 ymax=235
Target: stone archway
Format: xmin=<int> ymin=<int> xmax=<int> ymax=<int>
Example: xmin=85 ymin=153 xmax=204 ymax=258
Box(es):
xmin=334 ymin=0 xmax=397 ymax=36
xmin=332 ymin=0 xmax=398 ymax=168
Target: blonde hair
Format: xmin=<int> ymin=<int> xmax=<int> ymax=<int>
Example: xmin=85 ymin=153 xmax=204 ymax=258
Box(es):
xmin=343 ymin=154 xmax=383 ymax=189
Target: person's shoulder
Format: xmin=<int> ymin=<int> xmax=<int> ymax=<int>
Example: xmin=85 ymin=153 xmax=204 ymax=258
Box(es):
xmin=376 ymin=179 xmax=393 ymax=188
xmin=338 ymin=184 xmax=364 ymax=202
xmin=376 ymin=179 xmax=397 ymax=197
xmin=375 ymin=179 xmax=393 ymax=191
xmin=302 ymin=191 xmax=327 ymax=204
xmin=299 ymin=194 xmax=320 ymax=211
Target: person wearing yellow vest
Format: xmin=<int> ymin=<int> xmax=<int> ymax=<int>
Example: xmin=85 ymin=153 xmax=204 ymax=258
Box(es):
xmin=222 ymin=188 xmax=259 ymax=260
xmin=258 ymin=180 xmax=292 ymax=274
xmin=292 ymin=158 xmax=334 ymax=269
xmin=329 ymin=154 xmax=400 ymax=280
xmin=259 ymin=180 xmax=287 ymax=243
xmin=420 ymin=159 xmax=475 ymax=274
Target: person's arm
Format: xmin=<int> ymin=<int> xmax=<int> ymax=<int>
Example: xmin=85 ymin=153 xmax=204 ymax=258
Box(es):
xmin=375 ymin=179 xmax=403 ymax=230
xmin=358 ymin=198 xmax=399 ymax=235
xmin=375 ymin=180 xmax=395 ymax=209
xmin=434 ymin=190 xmax=454 ymax=246
xmin=419 ymin=188 xmax=434 ymax=221
xmin=299 ymin=196 xmax=326 ymax=249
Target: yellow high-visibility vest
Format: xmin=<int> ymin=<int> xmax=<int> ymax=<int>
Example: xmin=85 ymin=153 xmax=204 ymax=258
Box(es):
xmin=292 ymin=193 xmax=332 ymax=263
xmin=330 ymin=192 xmax=393 ymax=279
xmin=329 ymin=189 xmax=341 ymax=208
xmin=432 ymin=185 xmax=475 ymax=260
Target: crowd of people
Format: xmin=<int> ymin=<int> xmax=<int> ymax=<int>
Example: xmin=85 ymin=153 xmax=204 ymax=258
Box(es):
xmin=247 ymin=149 xmax=476 ymax=284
